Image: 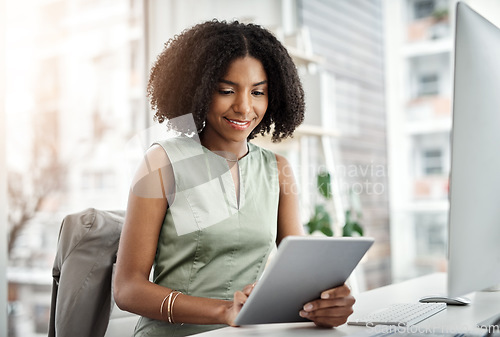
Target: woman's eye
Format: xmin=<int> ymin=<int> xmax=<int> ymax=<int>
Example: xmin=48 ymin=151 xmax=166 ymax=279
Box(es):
xmin=218 ymin=89 xmax=233 ymax=95
xmin=252 ymin=91 xmax=265 ymax=96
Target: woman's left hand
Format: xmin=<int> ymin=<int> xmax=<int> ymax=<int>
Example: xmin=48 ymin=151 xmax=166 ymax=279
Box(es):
xmin=299 ymin=284 xmax=355 ymax=328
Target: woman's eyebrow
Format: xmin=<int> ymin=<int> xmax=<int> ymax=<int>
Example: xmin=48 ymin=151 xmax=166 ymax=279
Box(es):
xmin=219 ymin=79 xmax=268 ymax=86
xmin=253 ymin=80 xmax=268 ymax=86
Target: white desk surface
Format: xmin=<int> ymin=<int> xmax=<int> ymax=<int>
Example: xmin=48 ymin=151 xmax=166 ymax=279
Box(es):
xmin=196 ymin=273 xmax=500 ymax=336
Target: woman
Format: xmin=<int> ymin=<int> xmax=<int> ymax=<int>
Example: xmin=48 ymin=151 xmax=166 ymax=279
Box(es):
xmin=113 ymin=20 xmax=355 ymax=336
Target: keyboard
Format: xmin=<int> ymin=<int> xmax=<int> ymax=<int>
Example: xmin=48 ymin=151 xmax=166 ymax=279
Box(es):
xmin=348 ymin=303 xmax=447 ymax=327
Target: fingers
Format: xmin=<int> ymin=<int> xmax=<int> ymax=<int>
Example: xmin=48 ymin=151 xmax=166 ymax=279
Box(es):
xmin=320 ymin=284 xmax=351 ymax=299
xmin=242 ymin=282 xmax=257 ymax=296
xmin=234 ymin=282 xmax=257 ymax=310
xmin=233 ymin=283 xmax=256 ymax=310
xmin=233 ymin=290 xmax=248 ymax=308
xmin=300 ymin=295 xmax=355 ymax=315
xmin=303 ymin=284 xmax=353 ymax=311
xmin=228 ymin=283 xmax=260 ymax=327
xmin=227 ymin=290 xmax=248 ymax=327
xmin=299 ymin=284 xmax=355 ymax=328
xmin=299 ymin=297 xmax=355 ymax=327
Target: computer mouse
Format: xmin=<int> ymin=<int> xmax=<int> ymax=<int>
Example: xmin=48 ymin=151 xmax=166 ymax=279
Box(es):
xmin=419 ymin=295 xmax=471 ymax=306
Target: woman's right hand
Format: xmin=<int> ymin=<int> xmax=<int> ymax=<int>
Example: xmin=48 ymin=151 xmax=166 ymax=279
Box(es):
xmin=226 ymin=283 xmax=256 ymax=326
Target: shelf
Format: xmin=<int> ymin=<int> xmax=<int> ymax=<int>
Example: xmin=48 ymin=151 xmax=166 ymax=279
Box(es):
xmin=406 ymin=119 xmax=452 ymax=135
xmin=401 ymin=38 xmax=453 ymax=58
xmin=402 ymin=200 xmax=450 ymax=212
xmin=287 ymin=46 xmax=326 ymax=66
xmin=294 ymin=124 xmax=340 ymax=137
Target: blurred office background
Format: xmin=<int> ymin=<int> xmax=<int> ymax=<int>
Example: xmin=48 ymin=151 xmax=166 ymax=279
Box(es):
xmin=2 ymin=0 xmax=500 ymax=335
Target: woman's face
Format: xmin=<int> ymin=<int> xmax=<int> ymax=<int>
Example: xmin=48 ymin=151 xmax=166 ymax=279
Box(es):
xmin=203 ymin=56 xmax=268 ymax=145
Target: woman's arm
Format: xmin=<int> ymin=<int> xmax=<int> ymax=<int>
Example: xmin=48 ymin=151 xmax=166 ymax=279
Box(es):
xmin=275 ymin=154 xmax=304 ymax=245
xmin=113 ymin=145 xmax=248 ymax=326
xmin=275 ymin=153 xmax=355 ymax=328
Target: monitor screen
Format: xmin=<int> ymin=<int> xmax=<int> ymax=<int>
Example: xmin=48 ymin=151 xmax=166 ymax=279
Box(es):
xmin=447 ymin=1 xmax=500 ymax=298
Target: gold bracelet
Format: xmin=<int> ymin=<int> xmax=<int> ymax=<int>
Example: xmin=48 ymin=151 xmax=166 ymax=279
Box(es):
xmin=166 ymin=291 xmax=176 ymax=323
xmin=160 ymin=291 xmax=173 ymax=319
xmin=169 ymin=291 xmax=183 ymax=324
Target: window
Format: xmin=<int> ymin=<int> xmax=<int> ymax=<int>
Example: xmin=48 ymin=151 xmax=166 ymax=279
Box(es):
xmin=422 ymin=149 xmax=443 ymax=175
xmin=415 ymin=212 xmax=446 ymax=252
xmin=82 ymin=171 xmax=115 ymax=190
xmin=418 ymin=73 xmax=439 ymax=96
xmin=414 ymin=0 xmax=435 ymax=19
xmin=6 ymin=1 xmax=145 ymax=335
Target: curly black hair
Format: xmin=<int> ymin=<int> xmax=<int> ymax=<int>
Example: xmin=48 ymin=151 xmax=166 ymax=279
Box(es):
xmin=148 ymin=19 xmax=305 ymax=142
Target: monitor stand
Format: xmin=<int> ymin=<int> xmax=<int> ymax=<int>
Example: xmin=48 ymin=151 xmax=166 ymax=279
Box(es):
xmin=482 ymin=283 xmax=500 ymax=292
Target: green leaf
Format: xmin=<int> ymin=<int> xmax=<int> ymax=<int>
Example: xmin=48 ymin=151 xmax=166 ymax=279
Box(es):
xmin=352 ymin=222 xmax=364 ymax=236
xmin=317 ymin=209 xmax=331 ymax=228
xmin=305 ymin=219 xmax=316 ymax=234
xmin=321 ymin=226 xmax=334 ymax=237
xmin=317 ymin=171 xmax=332 ymax=200
xmin=304 ymin=203 xmax=334 ymax=236
xmin=345 ymin=209 xmax=351 ymax=223
xmin=343 ymin=221 xmax=364 ymax=237
xmin=342 ymin=223 xmax=352 ymax=237
xmin=315 ymin=204 xmax=327 ymax=214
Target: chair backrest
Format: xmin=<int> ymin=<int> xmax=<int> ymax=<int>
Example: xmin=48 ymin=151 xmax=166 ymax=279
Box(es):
xmin=48 ymin=208 xmax=125 ymax=337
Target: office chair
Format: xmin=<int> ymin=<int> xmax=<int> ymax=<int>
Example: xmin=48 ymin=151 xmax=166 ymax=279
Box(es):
xmin=48 ymin=208 xmax=137 ymax=337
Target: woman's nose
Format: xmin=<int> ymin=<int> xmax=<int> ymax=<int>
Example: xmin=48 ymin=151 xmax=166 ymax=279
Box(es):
xmin=233 ymin=93 xmax=251 ymax=115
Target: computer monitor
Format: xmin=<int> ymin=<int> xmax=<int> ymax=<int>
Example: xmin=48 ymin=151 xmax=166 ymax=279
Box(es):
xmin=447 ymin=1 xmax=500 ymax=299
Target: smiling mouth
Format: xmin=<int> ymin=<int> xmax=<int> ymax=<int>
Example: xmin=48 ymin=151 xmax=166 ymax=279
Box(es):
xmin=224 ymin=117 xmax=251 ymax=129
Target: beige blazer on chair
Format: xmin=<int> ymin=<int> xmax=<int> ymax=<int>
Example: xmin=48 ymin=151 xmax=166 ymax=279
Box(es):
xmin=48 ymin=208 xmax=125 ymax=337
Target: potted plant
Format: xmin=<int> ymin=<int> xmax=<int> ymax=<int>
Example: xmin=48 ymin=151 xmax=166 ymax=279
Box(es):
xmin=305 ymin=171 xmax=364 ymax=237
xmin=430 ymin=8 xmax=450 ymax=39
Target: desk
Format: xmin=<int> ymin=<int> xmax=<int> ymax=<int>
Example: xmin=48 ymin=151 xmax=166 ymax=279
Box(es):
xmin=195 ymin=273 xmax=500 ymax=336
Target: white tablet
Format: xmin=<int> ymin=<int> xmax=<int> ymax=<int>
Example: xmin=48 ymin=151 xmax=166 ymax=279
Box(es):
xmin=234 ymin=236 xmax=374 ymax=325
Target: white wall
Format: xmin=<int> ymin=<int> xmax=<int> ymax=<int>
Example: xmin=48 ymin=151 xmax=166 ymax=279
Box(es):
xmin=1 ymin=0 xmax=9 ymax=334
xmin=466 ymin=0 xmax=500 ymax=26
xmin=146 ymin=0 xmax=285 ymax=78
xmin=385 ymin=0 xmax=500 ymax=282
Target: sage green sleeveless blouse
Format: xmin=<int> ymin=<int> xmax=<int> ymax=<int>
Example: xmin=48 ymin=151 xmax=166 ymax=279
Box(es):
xmin=134 ymin=136 xmax=279 ymax=337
